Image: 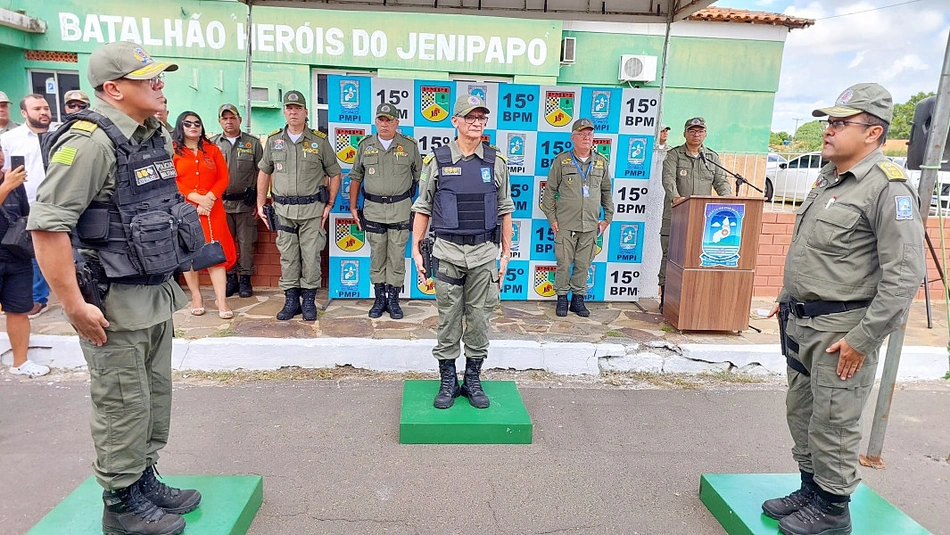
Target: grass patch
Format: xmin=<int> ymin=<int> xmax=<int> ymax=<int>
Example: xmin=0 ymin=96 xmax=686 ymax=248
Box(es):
xmin=706 ymin=369 xmax=766 ymax=384
xmin=209 ymin=326 xmax=234 ymax=338
xmin=605 ymin=330 xmax=624 ymax=337
xmin=661 ymin=326 xmax=674 ymax=333
xmin=601 ymin=370 xmax=701 ymax=389
xmin=174 ymin=328 xmax=186 ymax=338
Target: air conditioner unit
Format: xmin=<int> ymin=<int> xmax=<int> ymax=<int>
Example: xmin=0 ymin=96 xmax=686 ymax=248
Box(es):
xmin=560 ymin=37 xmax=576 ymax=64
xmin=618 ymin=55 xmax=657 ymax=82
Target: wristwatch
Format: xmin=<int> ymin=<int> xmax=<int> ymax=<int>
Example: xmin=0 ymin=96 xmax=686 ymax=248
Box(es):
xmin=500 ymin=252 xmax=511 ymax=259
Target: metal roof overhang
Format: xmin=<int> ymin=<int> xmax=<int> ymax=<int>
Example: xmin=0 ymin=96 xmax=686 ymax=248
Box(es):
xmin=235 ymin=0 xmax=715 ymax=23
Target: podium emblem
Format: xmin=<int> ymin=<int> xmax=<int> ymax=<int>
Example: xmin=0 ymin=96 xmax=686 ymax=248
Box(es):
xmin=544 ymin=91 xmax=574 ymax=127
xmin=416 ymin=271 xmax=436 ymax=295
xmin=340 ymin=80 xmax=360 ymax=110
xmin=340 ymin=260 xmax=359 ymax=288
xmin=700 ymin=203 xmax=744 ymax=267
xmin=421 ymin=85 xmax=451 ymax=122
xmin=507 ymin=133 xmax=526 ymax=166
xmin=335 ymin=128 xmax=365 ymax=164
xmin=335 ymin=218 xmax=365 ymax=252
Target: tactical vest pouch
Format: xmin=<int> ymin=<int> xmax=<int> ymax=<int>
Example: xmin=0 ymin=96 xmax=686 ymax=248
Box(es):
xmin=75 ymin=208 xmax=111 ymax=243
xmin=171 ymin=202 xmax=204 ymax=253
xmin=129 ymin=211 xmax=180 ymax=274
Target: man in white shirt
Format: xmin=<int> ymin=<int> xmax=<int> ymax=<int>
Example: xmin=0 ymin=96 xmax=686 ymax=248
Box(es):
xmin=1 ymin=94 xmax=52 ymax=317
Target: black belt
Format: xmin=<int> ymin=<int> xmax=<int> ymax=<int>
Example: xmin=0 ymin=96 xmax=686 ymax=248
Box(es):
xmin=790 ymin=299 xmax=872 ymax=318
xmin=362 ymin=218 xmax=411 ymax=234
xmin=436 ymin=231 xmax=495 ymax=246
xmin=363 ymin=189 xmax=412 ymax=204
xmin=110 ymin=273 xmax=173 ymax=286
xmin=273 ymin=188 xmax=328 ymax=205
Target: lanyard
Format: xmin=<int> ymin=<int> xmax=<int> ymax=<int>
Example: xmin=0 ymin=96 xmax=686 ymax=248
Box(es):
xmin=571 ymin=152 xmax=592 ymax=184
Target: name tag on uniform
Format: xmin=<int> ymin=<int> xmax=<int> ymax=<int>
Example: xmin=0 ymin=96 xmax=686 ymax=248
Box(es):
xmin=274 ymin=140 xmax=284 ymax=150
xmin=582 ymin=185 xmax=590 ymax=197
xmin=481 ymin=168 xmax=492 ymax=183
xmin=895 ymin=196 xmax=913 ymax=220
xmin=442 ymin=167 xmax=462 ymax=176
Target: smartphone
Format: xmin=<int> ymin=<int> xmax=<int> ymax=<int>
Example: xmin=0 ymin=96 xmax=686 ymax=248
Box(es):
xmin=10 ymin=155 xmax=25 ymax=170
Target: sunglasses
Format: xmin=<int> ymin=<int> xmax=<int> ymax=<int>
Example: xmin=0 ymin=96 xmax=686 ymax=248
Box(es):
xmin=65 ymin=102 xmax=87 ymax=110
xmin=182 ymin=120 xmax=202 ymax=128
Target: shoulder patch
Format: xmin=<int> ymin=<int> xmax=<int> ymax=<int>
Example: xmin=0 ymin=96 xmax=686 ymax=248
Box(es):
xmin=311 ymin=129 xmax=327 ymax=139
xmin=267 ymin=128 xmax=282 ymax=137
xmin=72 ymin=120 xmax=98 ymax=133
xmin=49 ymin=146 xmax=78 ymax=166
xmin=423 ymin=153 xmax=435 ymax=165
xmin=879 ymin=160 xmax=906 ymax=181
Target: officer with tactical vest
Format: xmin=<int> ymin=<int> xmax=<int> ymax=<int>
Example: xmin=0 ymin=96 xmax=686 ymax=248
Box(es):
xmin=212 ymin=103 xmax=263 ymax=299
xmin=411 ymin=94 xmax=514 ymax=410
xmin=257 ymin=90 xmax=341 ymax=321
xmin=762 ymin=84 xmax=925 ymax=535
xmin=29 ymin=41 xmax=201 ymax=535
xmin=542 ymin=117 xmax=614 ymax=318
xmin=349 ymin=103 xmax=422 ymax=319
xmin=659 ymin=117 xmax=731 ymax=310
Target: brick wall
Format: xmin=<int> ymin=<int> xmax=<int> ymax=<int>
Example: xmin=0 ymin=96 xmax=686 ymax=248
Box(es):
xmin=753 ymin=212 xmax=950 ymax=300
xmin=25 ymin=51 xmax=78 ymax=62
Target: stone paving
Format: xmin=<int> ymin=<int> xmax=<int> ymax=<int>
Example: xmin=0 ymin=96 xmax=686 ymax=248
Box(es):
xmin=12 ymin=287 xmax=949 ymax=350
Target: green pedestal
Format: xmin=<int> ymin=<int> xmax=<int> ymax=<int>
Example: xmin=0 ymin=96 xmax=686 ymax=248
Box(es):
xmin=399 ymin=380 xmax=533 ymax=444
xmin=699 ymin=473 xmax=931 ymax=535
xmin=28 ymin=475 xmax=263 ymax=535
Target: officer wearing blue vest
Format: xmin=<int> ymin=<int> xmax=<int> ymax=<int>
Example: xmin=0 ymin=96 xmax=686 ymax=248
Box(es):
xmin=411 ymin=94 xmax=514 ymax=410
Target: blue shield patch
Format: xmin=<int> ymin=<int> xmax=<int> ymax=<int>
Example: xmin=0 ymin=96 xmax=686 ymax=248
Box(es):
xmin=895 ymin=196 xmax=913 ymax=220
xmin=481 ymin=168 xmax=492 ymax=183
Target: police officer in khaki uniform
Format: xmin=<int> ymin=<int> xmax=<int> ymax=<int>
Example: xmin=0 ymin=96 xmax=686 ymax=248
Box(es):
xmin=0 ymin=91 xmax=19 ymax=135
xmin=411 ymin=94 xmax=514 ymax=410
xmin=257 ymin=90 xmax=341 ymax=321
xmin=349 ymin=103 xmax=422 ymax=319
xmin=212 ymin=103 xmax=263 ymax=299
xmin=64 ymin=89 xmax=91 ymax=114
xmin=659 ymin=117 xmax=731 ymax=310
xmin=762 ymin=83 xmax=926 ymax=535
xmin=542 ymin=117 xmax=613 ymax=318
xmin=29 ymin=41 xmax=200 ymax=535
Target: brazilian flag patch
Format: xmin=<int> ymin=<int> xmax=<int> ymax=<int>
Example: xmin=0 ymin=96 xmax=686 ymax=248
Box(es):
xmin=50 ymin=146 xmax=78 ymax=166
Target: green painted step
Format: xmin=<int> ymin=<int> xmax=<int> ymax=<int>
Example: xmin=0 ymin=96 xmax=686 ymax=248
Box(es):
xmin=399 ymin=380 xmax=533 ymax=444
xmin=699 ymin=473 xmax=931 ymax=535
xmin=28 ymin=475 xmax=263 ymax=535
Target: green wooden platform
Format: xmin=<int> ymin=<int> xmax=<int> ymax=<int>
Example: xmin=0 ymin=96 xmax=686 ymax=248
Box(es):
xmin=699 ymin=473 xmax=931 ymax=535
xmin=399 ymin=380 xmax=533 ymax=444
xmin=28 ymin=475 xmax=263 ymax=535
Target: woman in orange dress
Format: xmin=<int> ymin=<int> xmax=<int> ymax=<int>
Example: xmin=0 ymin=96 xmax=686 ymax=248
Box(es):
xmin=172 ymin=111 xmax=237 ymax=319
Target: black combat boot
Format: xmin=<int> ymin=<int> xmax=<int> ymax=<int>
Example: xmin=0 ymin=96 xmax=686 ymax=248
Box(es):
xmin=238 ymin=275 xmax=253 ymax=298
xmin=387 ymin=285 xmax=404 ymax=320
xmin=460 ymin=357 xmax=490 ymax=409
xmin=763 ymin=475 xmax=817 ymax=519
xmin=136 ymin=466 xmax=201 ymax=514
xmin=569 ymin=293 xmax=590 ymax=317
xmin=778 ymin=492 xmax=852 ymax=535
xmin=225 ymin=273 xmax=239 ymax=297
xmin=555 ymin=295 xmax=568 ymax=317
xmin=433 ymin=359 xmax=461 ymax=409
xmin=301 ymin=289 xmax=318 ymax=321
xmin=101 ymin=483 xmax=185 ymax=535
xmin=368 ymin=283 xmax=387 ymax=318
xmin=276 ymin=288 xmax=301 ymax=320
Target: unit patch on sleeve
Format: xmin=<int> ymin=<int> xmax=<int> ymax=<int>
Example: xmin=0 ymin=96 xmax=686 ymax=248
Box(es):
xmin=895 ymin=195 xmax=913 ymax=220
xmin=49 ymin=146 xmax=78 ymax=166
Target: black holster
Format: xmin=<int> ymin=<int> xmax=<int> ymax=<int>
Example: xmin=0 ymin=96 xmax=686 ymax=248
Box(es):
xmin=242 ymin=186 xmax=257 ymax=207
xmin=420 ymin=236 xmax=434 ymax=279
xmin=263 ymin=203 xmax=297 ymax=234
xmin=778 ymin=302 xmax=809 ymax=376
xmin=75 ymin=252 xmax=107 ymax=311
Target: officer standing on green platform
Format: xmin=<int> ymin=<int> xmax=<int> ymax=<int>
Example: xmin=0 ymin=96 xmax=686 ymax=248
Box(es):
xmin=29 ymin=41 xmax=200 ymax=535
xmin=659 ymin=117 xmax=731 ymax=310
xmin=257 ymin=90 xmax=341 ymax=321
xmin=411 ymin=94 xmax=514 ymax=410
xmin=212 ymin=103 xmax=263 ymax=299
xmin=542 ymin=117 xmax=613 ymax=318
xmin=762 ymin=83 xmax=925 ymax=535
xmin=349 ymin=103 xmax=422 ymax=320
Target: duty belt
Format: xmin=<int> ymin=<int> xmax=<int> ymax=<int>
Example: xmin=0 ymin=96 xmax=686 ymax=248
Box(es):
xmin=363 ymin=189 xmax=412 ymax=204
xmin=110 ymin=273 xmax=173 ymax=286
xmin=222 ymin=191 xmax=250 ymax=201
xmin=790 ymin=299 xmax=872 ymax=318
xmin=273 ymin=188 xmax=329 ymax=205
xmin=436 ymin=230 xmax=496 ymax=246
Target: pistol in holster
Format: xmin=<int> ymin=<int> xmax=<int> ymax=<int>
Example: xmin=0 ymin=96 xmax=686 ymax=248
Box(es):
xmin=777 ymin=302 xmax=791 ymax=357
xmin=420 ymin=235 xmax=434 ymax=279
xmin=242 ymin=187 xmax=257 ymax=207
xmin=777 ymin=301 xmax=809 ymax=376
xmin=75 ymin=252 xmax=107 ymax=311
xmin=262 ymin=203 xmax=279 ymax=232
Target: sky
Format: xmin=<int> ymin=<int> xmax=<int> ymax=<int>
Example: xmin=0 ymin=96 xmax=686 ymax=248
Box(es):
xmin=715 ymin=0 xmax=950 ymax=133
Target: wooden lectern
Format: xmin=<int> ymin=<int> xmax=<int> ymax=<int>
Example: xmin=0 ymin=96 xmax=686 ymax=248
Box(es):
xmin=664 ymin=196 xmax=764 ymax=331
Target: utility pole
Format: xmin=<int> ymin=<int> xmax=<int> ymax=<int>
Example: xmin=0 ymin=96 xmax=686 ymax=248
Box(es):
xmin=791 ymin=117 xmax=803 ymax=152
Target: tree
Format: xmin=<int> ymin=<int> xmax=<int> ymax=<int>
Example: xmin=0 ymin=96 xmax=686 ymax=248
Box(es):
xmin=891 ymin=91 xmax=935 ymax=140
xmin=769 ymin=131 xmax=791 ymax=149
xmin=794 ymin=120 xmax=824 ymax=152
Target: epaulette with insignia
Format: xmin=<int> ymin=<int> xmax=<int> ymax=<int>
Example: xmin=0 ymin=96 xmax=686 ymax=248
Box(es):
xmin=311 ymin=129 xmax=327 ymax=139
xmin=267 ymin=128 xmax=282 ymax=137
xmin=423 ymin=153 xmax=435 ymax=165
xmin=402 ymin=134 xmax=416 ymax=142
xmin=487 ymin=144 xmax=507 ymax=163
xmin=71 ymin=120 xmax=98 ymax=134
xmin=879 ymin=160 xmax=906 ymax=181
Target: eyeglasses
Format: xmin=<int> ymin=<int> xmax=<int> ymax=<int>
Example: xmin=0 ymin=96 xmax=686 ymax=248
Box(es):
xmin=573 ymin=130 xmax=595 ymax=138
xmin=182 ymin=120 xmax=202 ymax=128
xmin=819 ymin=119 xmax=875 ymax=132
xmin=686 ymin=128 xmax=706 ymax=135
xmin=65 ymin=103 xmax=87 ymax=110
xmin=459 ymin=114 xmax=489 ymax=125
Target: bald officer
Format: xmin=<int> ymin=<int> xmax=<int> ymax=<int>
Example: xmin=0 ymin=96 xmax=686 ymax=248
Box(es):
xmin=411 ymin=94 xmax=514 ymax=410
xmin=762 ymin=83 xmax=926 ymax=535
xmin=257 ymin=90 xmax=341 ymax=321
xmin=212 ymin=103 xmax=263 ymax=299
xmin=542 ymin=117 xmax=613 ymax=318
xmin=659 ymin=117 xmax=731 ymax=310
xmin=349 ymin=103 xmax=422 ymax=319
xmin=29 ymin=41 xmax=200 ymax=535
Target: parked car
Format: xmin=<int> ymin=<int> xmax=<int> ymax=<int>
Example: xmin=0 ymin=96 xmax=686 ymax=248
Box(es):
xmin=765 ymin=152 xmax=828 ymax=203
xmin=900 ymin=157 xmax=950 ymax=216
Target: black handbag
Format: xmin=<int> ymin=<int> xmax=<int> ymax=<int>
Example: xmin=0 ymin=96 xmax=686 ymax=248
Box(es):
xmin=0 ymin=208 xmax=34 ymax=259
xmin=180 ymin=213 xmax=226 ymax=271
